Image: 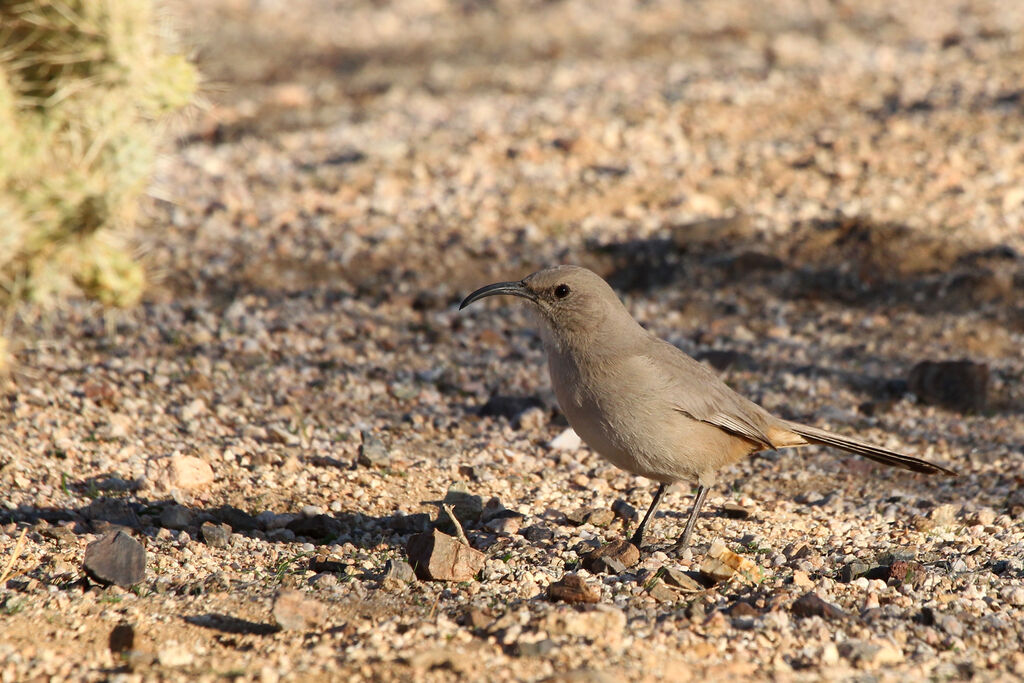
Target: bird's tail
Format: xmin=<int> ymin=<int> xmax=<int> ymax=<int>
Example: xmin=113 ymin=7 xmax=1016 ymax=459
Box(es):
xmin=784 ymin=421 xmax=957 ymax=476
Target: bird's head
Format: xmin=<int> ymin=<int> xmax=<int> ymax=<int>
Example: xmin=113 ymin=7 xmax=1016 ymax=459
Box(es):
xmin=460 ymin=266 xmax=636 ymax=348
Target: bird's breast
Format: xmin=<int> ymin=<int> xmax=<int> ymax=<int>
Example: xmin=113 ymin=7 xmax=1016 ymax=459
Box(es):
xmin=546 ymin=347 xmax=663 ymax=478
xmin=545 ymin=346 xmax=744 ymax=484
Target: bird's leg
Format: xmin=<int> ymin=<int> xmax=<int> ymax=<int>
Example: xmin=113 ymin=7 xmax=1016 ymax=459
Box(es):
xmin=630 ymin=483 xmax=667 ymax=548
xmin=673 ymin=485 xmax=709 ymax=552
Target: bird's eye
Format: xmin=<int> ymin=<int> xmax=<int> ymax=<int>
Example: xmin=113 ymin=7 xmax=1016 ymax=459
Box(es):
xmin=554 ymin=284 xmax=570 ymax=299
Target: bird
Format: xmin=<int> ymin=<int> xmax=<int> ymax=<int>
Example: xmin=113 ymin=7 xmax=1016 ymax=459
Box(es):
xmin=460 ymin=265 xmax=956 ymax=551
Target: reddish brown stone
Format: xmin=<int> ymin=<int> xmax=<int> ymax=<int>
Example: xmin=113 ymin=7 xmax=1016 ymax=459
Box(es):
xmin=406 ymin=529 xmax=485 ymax=582
xmin=581 ymin=540 xmax=640 ymax=574
xmin=547 ymin=574 xmax=600 ymax=604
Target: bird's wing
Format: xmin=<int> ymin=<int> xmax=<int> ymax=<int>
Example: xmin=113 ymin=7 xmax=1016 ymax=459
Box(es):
xmin=641 ymin=337 xmax=796 ymax=450
xmin=636 ymin=338 xmax=955 ymax=475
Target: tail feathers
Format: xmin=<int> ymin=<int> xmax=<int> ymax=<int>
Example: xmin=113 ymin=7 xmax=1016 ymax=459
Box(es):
xmin=785 ymin=421 xmax=957 ymax=476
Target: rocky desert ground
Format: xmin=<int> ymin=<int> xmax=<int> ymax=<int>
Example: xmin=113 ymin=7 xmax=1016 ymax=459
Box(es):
xmin=2 ymin=0 xmax=1024 ymax=680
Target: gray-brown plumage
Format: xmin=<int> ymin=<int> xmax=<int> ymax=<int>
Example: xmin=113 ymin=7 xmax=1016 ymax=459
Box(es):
xmin=460 ymin=265 xmax=956 ymax=550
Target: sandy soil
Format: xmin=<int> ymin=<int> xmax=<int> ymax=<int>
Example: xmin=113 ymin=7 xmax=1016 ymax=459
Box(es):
xmin=2 ymin=1 xmax=1023 ymax=681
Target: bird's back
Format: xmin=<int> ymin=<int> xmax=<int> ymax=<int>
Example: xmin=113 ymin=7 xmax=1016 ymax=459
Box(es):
xmin=642 ymin=335 xmax=803 ymax=448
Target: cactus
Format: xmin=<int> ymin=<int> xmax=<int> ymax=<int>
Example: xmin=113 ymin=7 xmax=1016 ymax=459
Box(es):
xmin=0 ymin=0 xmax=197 ymax=306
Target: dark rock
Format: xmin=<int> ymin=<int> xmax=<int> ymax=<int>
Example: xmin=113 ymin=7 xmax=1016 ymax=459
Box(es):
xmin=273 ymin=589 xmax=327 ymax=631
xmin=840 ymin=560 xmax=876 ymax=583
xmin=720 ymin=503 xmax=752 ymax=519
xmin=411 ymin=290 xmax=439 ymax=311
xmin=159 ymin=505 xmax=193 ymax=530
xmin=406 ymin=529 xmax=485 ymax=582
xmin=863 ymin=565 xmax=895 ymax=581
xmin=840 ymin=553 xmax=927 ymax=587
xmin=200 ymin=521 xmax=231 ymax=548
xmin=552 ymin=136 xmax=577 ymax=152
xmin=521 ymin=524 xmax=554 ymax=542
xmin=790 ymin=592 xmax=845 ymax=620
xmin=358 ymin=431 xmax=390 ymax=467
xmin=581 ymin=540 xmax=640 ymax=574
xmin=547 ymin=573 xmax=600 ymax=603
xmin=908 ymin=360 xmax=989 ymax=412
xmin=729 ymin=601 xmax=759 ymax=617
xmin=383 ymin=559 xmax=417 ymax=584
xmin=857 ymin=399 xmax=897 ymax=417
xmin=309 ymin=552 xmax=348 ymax=574
xmin=209 ymin=505 xmax=259 ymax=532
xmin=566 ymin=508 xmax=615 ymax=527
xmin=565 ymin=508 xmax=588 ymax=525
xmin=696 ymin=349 xmax=758 ymax=372
xmin=83 ymin=530 xmax=146 ymax=587
xmin=109 ymin=622 xmax=134 ymax=655
xmin=286 ymin=514 xmax=343 ymax=541
xmin=989 ymin=558 xmax=1024 ymax=576
xmin=478 ymin=395 xmax=543 ymax=421
xmin=881 ymin=378 xmax=910 ymax=397
xmin=458 ymin=465 xmax=489 ymax=482
xmin=784 ymin=542 xmax=813 ymax=560
xmin=610 ymin=499 xmax=638 ymax=523
xmin=731 ymin=616 xmax=757 ymax=631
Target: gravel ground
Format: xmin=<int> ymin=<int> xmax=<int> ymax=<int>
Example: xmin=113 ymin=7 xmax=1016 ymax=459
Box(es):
xmin=2 ymin=0 xmax=1024 ymax=680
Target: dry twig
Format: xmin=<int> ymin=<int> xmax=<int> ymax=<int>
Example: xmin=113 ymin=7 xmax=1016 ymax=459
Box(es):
xmin=0 ymin=528 xmax=28 ymax=586
xmin=442 ymin=504 xmax=470 ymax=547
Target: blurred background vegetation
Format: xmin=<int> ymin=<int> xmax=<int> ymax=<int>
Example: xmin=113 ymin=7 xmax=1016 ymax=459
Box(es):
xmin=0 ymin=0 xmax=197 ymax=370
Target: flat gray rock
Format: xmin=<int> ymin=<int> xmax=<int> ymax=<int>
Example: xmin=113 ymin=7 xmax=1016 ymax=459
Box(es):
xmin=83 ymin=530 xmax=146 ymax=587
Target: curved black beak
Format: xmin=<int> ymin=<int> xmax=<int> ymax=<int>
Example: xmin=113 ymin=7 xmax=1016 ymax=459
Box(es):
xmin=459 ymin=281 xmax=536 ymax=310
